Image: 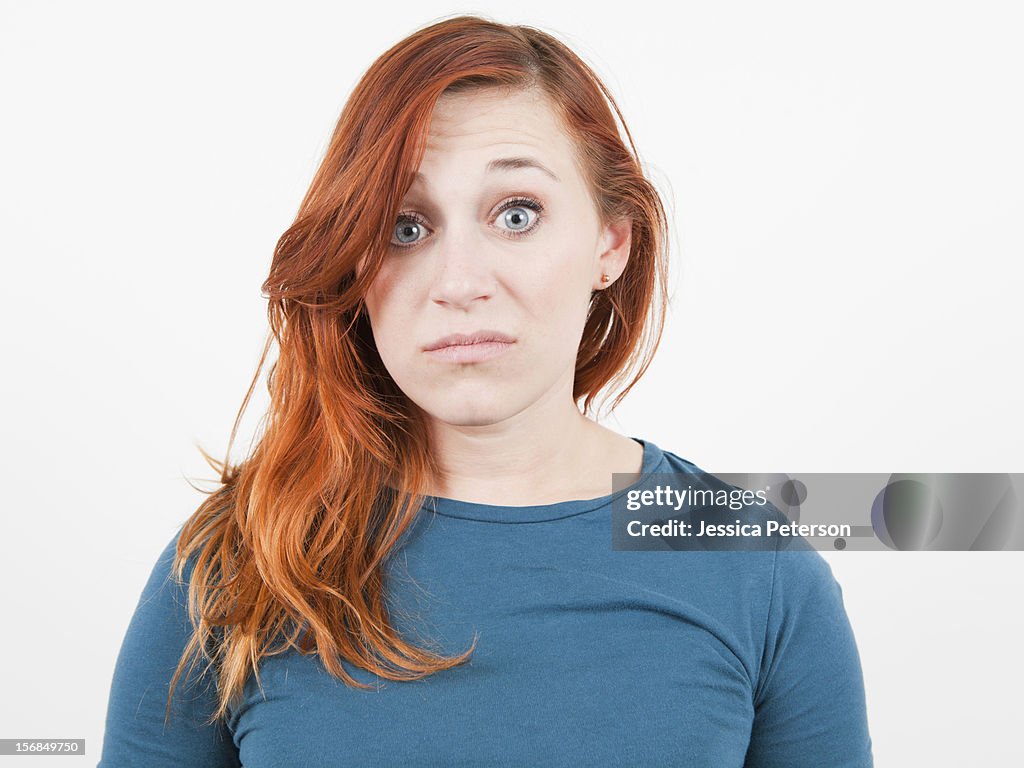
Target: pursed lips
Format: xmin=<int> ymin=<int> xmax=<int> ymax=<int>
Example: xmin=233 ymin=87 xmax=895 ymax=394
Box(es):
xmin=422 ymin=330 xmax=516 ymax=352
xmin=422 ymin=331 xmax=516 ymax=363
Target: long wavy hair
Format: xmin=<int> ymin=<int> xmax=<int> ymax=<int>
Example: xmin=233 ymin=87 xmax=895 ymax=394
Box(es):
xmin=166 ymin=13 xmax=670 ymax=726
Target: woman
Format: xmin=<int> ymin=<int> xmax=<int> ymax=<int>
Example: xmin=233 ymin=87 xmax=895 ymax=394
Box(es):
xmin=99 ymin=14 xmax=873 ymax=767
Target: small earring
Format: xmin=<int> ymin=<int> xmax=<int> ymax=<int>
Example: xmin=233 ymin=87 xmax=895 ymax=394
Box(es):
xmin=600 ymin=274 xmax=610 ymax=283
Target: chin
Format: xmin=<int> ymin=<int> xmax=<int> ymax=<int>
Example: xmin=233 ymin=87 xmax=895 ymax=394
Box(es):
xmin=442 ymin=415 xmax=505 ymax=428
xmin=426 ymin=396 xmax=519 ymax=428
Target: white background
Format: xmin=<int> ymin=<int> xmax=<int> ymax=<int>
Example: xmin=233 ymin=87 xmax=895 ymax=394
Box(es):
xmin=2 ymin=1 xmax=1022 ymax=765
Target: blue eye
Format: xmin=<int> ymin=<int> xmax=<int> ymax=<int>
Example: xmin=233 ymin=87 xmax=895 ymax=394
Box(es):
xmin=500 ymin=205 xmax=534 ymax=232
xmin=393 ymin=216 xmax=425 ymax=246
xmin=390 ymin=196 xmax=545 ymax=250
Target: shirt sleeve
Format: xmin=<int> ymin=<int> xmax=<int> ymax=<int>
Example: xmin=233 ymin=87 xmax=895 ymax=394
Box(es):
xmin=744 ymin=541 xmax=874 ymax=768
xmin=98 ymin=527 xmax=241 ymax=767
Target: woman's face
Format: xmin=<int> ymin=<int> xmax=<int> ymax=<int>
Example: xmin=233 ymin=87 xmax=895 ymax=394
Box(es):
xmin=361 ymin=86 xmax=630 ymax=429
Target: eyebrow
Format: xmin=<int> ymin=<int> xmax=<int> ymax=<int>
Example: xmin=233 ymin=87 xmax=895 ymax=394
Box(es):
xmin=485 ymin=156 xmax=561 ymax=182
xmin=412 ymin=156 xmax=561 ymax=185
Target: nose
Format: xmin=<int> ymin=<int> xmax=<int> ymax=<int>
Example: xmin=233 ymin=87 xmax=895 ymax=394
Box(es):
xmin=428 ymin=225 xmax=497 ymax=309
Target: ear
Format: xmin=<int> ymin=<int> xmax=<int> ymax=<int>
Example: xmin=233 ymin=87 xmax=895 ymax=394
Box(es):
xmin=593 ymin=216 xmax=633 ymax=290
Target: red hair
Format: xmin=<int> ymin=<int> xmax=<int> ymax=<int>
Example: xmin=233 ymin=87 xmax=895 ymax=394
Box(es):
xmin=167 ymin=13 xmax=670 ymax=726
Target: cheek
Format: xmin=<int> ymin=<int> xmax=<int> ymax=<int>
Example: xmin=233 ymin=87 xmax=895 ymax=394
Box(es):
xmin=364 ymin=268 xmax=418 ymax=358
xmin=363 ymin=262 xmax=401 ymax=321
xmin=526 ymin=247 xmax=594 ymax=315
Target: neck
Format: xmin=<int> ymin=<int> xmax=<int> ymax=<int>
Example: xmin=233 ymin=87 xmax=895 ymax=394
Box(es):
xmin=423 ymin=396 xmax=608 ymax=506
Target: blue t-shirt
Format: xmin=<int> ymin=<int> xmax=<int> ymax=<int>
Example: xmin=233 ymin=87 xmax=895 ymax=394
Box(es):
xmin=98 ymin=438 xmax=874 ymax=767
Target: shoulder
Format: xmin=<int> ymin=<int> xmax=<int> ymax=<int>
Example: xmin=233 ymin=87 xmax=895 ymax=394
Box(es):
xmin=641 ymin=439 xmax=841 ymax=600
xmin=99 ymin=526 xmax=239 ymax=766
xmin=119 ymin=525 xmax=202 ymax=663
xmin=655 ymin=445 xmax=703 ymax=475
xmin=138 ymin=526 xmax=200 ymax=612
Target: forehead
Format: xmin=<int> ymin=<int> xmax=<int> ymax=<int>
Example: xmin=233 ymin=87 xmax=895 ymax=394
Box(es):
xmin=414 ymin=87 xmax=579 ymax=182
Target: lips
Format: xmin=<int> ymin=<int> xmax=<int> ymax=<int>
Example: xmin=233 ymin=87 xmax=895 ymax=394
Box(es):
xmin=423 ymin=330 xmax=516 ymax=352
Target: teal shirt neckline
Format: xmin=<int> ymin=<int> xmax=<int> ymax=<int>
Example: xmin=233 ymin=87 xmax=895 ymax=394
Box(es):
xmin=422 ymin=437 xmax=671 ymax=524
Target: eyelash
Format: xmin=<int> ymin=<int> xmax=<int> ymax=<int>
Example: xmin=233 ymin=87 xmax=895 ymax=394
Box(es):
xmin=390 ymin=196 xmax=545 ymax=250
